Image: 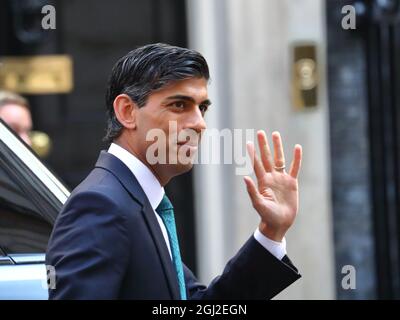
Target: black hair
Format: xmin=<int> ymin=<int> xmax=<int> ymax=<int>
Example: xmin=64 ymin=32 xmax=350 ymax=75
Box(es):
xmin=104 ymin=43 xmax=210 ymax=144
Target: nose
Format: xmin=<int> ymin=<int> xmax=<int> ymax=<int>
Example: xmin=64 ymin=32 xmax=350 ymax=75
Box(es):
xmin=186 ymin=107 xmax=207 ymax=134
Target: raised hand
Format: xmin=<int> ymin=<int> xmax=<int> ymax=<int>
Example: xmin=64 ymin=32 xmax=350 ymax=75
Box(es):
xmin=244 ymin=131 xmax=302 ymax=242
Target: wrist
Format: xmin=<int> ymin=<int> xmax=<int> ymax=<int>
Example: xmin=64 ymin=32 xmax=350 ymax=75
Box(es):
xmin=258 ymin=222 xmax=286 ymax=242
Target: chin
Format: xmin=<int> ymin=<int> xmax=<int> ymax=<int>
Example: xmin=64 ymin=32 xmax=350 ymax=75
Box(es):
xmin=169 ymin=161 xmax=194 ymax=177
xmin=177 ymin=162 xmax=194 ymax=174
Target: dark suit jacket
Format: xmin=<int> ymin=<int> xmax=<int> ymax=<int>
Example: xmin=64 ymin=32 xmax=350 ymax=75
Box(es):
xmin=46 ymin=151 xmax=301 ymax=299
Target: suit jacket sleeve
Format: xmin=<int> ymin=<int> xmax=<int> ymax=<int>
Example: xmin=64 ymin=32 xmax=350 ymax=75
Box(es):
xmin=46 ymin=190 xmax=130 ymax=299
xmin=184 ymin=236 xmax=301 ymax=300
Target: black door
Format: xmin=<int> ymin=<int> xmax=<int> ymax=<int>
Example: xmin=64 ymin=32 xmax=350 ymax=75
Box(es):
xmin=327 ymin=0 xmax=400 ymax=299
xmin=361 ymin=0 xmax=400 ymax=299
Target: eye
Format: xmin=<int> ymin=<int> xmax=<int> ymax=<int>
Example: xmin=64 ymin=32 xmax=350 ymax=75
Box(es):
xmin=199 ymin=104 xmax=209 ymax=113
xmin=170 ymin=101 xmax=185 ymax=109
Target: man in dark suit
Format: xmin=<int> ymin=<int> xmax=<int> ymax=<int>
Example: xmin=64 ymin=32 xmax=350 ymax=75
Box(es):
xmin=46 ymin=43 xmax=303 ymax=299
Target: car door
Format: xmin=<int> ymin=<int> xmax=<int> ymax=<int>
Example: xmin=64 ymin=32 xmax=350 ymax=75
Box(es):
xmin=0 ymin=119 xmax=69 ymax=299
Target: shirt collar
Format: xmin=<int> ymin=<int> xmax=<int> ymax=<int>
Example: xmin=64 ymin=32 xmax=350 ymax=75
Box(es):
xmin=108 ymin=143 xmax=164 ymax=210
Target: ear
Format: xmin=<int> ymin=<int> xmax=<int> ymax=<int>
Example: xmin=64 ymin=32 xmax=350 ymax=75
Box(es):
xmin=113 ymin=94 xmax=138 ymax=129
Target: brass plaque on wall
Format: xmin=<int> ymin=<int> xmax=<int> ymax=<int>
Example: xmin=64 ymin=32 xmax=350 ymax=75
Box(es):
xmin=291 ymin=43 xmax=318 ymax=110
xmin=0 ymin=55 xmax=73 ymax=94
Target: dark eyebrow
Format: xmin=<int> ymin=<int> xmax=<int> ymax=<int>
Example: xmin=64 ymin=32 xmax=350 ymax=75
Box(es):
xmin=165 ymin=95 xmax=212 ymax=106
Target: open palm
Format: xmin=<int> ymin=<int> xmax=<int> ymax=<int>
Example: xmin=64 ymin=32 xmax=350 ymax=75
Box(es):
xmin=244 ymin=131 xmax=302 ymax=242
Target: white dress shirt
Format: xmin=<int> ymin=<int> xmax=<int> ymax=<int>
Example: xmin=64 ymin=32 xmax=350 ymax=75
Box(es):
xmin=108 ymin=143 xmax=287 ymax=261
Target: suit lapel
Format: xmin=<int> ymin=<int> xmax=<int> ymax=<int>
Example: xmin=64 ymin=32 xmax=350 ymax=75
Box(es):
xmin=141 ymin=201 xmax=181 ymax=299
xmin=95 ymin=151 xmax=181 ymax=299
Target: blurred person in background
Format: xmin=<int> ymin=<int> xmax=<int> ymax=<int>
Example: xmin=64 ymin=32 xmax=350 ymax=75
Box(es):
xmin=0 ymin=90 xmax=32 ymax=146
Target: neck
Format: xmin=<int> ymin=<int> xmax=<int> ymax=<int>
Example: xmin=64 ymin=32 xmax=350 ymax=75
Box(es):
xmin=113 ymin=137 xmax=170 ymax=186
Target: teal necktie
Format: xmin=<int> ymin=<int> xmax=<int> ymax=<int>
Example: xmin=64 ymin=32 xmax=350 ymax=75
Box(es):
xmin=156 ymin=195 xmax=187 ymax=300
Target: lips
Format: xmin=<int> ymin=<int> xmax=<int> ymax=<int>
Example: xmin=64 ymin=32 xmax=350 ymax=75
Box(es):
xmin=177 ymin=142 xmax=198 ymax=148
xmin=177 ymin=137 xmax=199 ymax=148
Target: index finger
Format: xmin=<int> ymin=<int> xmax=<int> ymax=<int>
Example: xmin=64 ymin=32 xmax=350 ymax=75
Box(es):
xmin=246 ymin=142 xmax=266 ymax=184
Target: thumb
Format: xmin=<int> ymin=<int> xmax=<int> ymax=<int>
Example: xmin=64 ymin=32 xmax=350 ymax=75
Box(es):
xmin=244 ymin=176 xmax=261 ymax=207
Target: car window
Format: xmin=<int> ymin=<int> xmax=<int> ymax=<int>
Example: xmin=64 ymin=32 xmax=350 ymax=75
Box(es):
xmin=0 ymin=120 xmax=70 ymax=254
xmin=0 ymin=161 xmax=52 ymax=253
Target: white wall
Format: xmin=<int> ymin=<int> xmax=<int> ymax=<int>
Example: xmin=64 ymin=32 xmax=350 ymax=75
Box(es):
xmin=187 ymin=0 xmax=335 ymax=299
